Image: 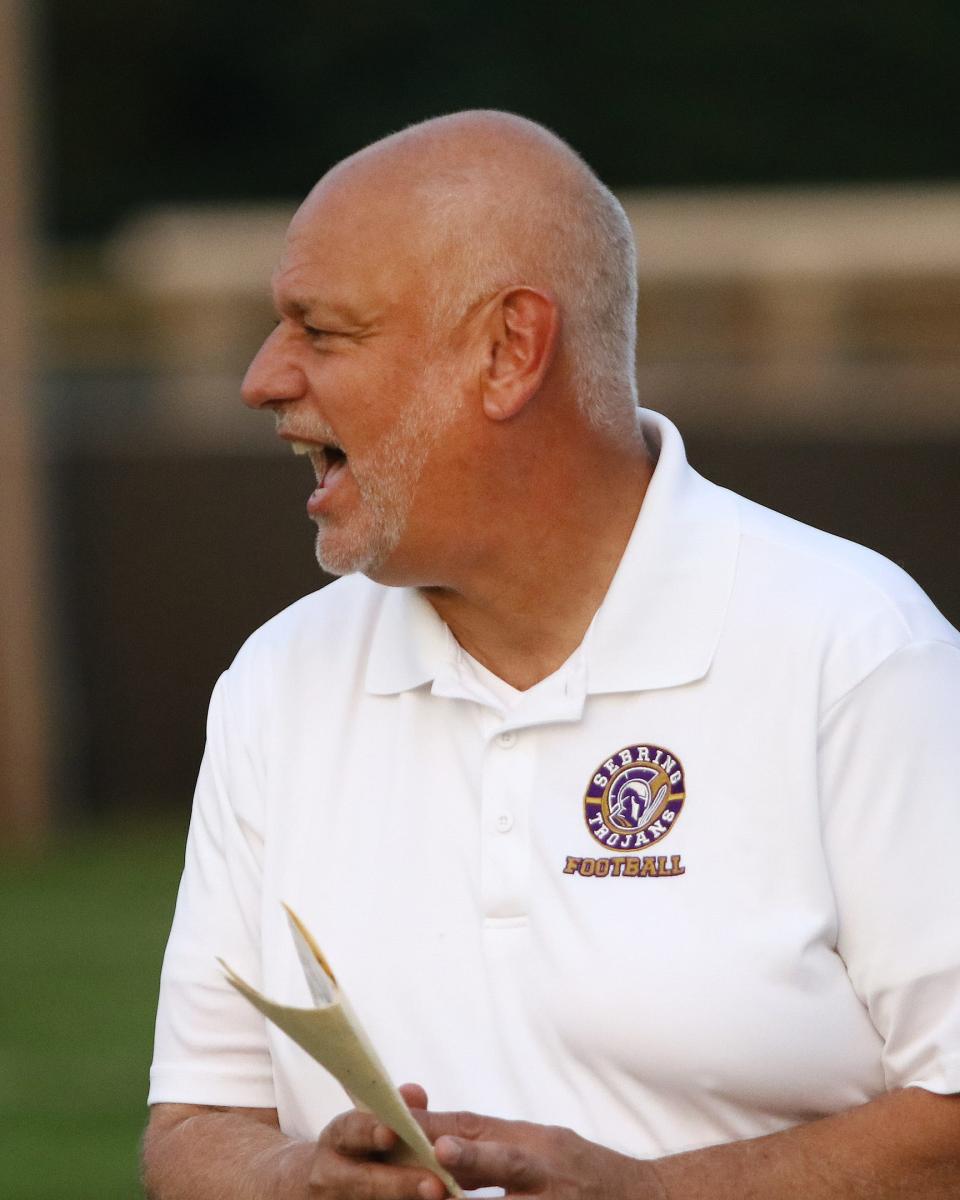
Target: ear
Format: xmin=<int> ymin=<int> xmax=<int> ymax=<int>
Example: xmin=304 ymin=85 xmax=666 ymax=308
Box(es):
xmin=480 ymin=287 xmax=559 ymax=421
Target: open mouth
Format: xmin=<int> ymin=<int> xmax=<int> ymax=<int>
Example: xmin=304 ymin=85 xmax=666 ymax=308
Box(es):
xmin=291 ymin=439 xmax=348 ymax=488
xmin=288 ymin=439 xmax=349 ymax=517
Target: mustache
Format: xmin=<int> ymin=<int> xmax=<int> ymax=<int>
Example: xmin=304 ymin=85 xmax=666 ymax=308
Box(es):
xmin=273 ymin=410 xmax=339 ymax=445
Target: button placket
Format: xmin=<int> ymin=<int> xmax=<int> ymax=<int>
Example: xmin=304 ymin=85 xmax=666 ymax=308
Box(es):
xmin=480 ymin=724 xmax=532 ymax=921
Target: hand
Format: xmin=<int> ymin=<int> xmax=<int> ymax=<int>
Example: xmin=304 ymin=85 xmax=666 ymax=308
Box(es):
xmin=416 ymin=1110 xmax=665 ymax=1200
xmin=292 ymin=1083 xmax=451 ymax=1200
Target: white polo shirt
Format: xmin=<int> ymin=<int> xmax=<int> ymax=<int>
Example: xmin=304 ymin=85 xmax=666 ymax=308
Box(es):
xmin=150 ymin=410 xmax=960 ymax=1161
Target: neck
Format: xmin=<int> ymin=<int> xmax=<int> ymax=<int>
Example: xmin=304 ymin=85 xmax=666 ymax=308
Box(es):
xmin=422 ymin=414 xmax=654 ymax=690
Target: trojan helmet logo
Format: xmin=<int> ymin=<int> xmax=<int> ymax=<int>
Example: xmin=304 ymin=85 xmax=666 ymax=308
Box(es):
xmin=584 ymin=744 xmax=685 ymax=851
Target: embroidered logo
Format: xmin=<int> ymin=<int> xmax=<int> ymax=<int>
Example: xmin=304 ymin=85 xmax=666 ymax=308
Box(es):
xmin=583 ymin=743 xmax=686 ymax=852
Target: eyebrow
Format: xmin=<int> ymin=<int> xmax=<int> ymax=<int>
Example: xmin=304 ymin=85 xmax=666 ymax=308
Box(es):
xmin=270 ymin=289 xmax=365 ymax=327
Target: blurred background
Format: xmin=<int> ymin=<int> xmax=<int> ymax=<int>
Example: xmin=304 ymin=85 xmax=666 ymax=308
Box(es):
xmin=1 ymin=0 xmax=958 ymax=1194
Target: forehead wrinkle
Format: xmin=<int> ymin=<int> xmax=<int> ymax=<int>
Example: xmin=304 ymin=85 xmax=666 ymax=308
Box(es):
xmin=287 ymin=197 xmax=422 ymax=300
xmin=270 ymin=267 xmax=370 ymax=326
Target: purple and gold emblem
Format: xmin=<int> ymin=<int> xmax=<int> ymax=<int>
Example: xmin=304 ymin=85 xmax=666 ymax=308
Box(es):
xmin=583 ymin=743 xmax=685 ymax=852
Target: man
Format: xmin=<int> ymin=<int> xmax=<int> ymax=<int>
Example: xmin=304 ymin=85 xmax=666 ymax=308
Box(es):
xmin=143 ymin=111 xmax=960 ymax=1198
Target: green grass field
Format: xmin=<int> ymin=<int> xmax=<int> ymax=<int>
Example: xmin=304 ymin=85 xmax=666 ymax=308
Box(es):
xmin=0 ymin=816 xmax=189 ymax=1200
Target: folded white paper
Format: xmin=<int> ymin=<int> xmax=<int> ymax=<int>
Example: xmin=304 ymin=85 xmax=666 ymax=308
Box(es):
xmin=220 ymin=905 xmax=463 ymax=1197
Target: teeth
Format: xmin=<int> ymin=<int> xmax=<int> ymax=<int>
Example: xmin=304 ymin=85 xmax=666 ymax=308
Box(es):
xmin=290 ymin=440 xmax=314 ymax=456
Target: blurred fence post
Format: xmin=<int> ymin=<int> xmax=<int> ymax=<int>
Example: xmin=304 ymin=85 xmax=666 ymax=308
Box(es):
xmin=0 ymin=0 xmax=52 ymax=847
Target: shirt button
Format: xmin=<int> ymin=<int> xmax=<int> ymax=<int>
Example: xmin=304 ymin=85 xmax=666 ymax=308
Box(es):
xmin=497 ymin=731 xmax=517 ymax=748
xmin=495 ymin=812 xmax=514 ymax=833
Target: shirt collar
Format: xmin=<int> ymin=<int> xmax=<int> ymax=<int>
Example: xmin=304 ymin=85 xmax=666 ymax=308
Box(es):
xmin=365 ymin=583 xmax=450 ymax=695
xmin=365 ymin=409 xmax=740 ymax=697
xmin=585 ymin=409 xmax=740 ymax=694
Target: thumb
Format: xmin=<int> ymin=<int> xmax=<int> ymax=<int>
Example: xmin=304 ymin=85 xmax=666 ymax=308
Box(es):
xmin=399 ymin=1081 xmax=430 ymax=1110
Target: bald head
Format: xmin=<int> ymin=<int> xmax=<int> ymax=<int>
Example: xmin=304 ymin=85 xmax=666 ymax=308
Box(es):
xmin=295 ymin=111 xmax=639 ymax=430
xmin=319 ymin=110 xmax=591 ymax=208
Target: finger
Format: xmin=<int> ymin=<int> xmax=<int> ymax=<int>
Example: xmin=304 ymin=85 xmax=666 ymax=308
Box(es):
xmin=398 ymin=1081 xmax=429 ymax=1111
xmin=313 ymin=1152 xmax=447 ymax=1200
xmin=415 ymin=1108 xmax=501 ymax=1143
xmin=319 ymin=1108 xmax=398 ymax=1157
xmin=434 ymin=1135 xmax=546 ymax=1193
xmin=360 ymin=1161 xmax=445 ymax=1200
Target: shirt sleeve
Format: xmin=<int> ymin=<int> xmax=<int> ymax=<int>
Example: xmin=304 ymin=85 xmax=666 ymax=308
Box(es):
xmin=148 ymin=669 xmax=276 ymax=1108
xmin=819 ymin=639 xmax=960 ymax=1095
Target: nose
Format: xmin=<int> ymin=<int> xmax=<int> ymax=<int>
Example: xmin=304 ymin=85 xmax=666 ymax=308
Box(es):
xmin=241 ymin=324 xmax=307 ymax=410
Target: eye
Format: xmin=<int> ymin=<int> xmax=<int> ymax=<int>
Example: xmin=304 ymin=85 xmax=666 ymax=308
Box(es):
xmin=303 ymin=324 xmax=333 ymax=342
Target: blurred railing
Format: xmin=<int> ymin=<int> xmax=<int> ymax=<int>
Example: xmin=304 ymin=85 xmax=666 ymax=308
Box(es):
xmin=42 ymin=186 xmax=960 ymax=453
xmin=28 ymin=187 xmax=960 ymax=817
